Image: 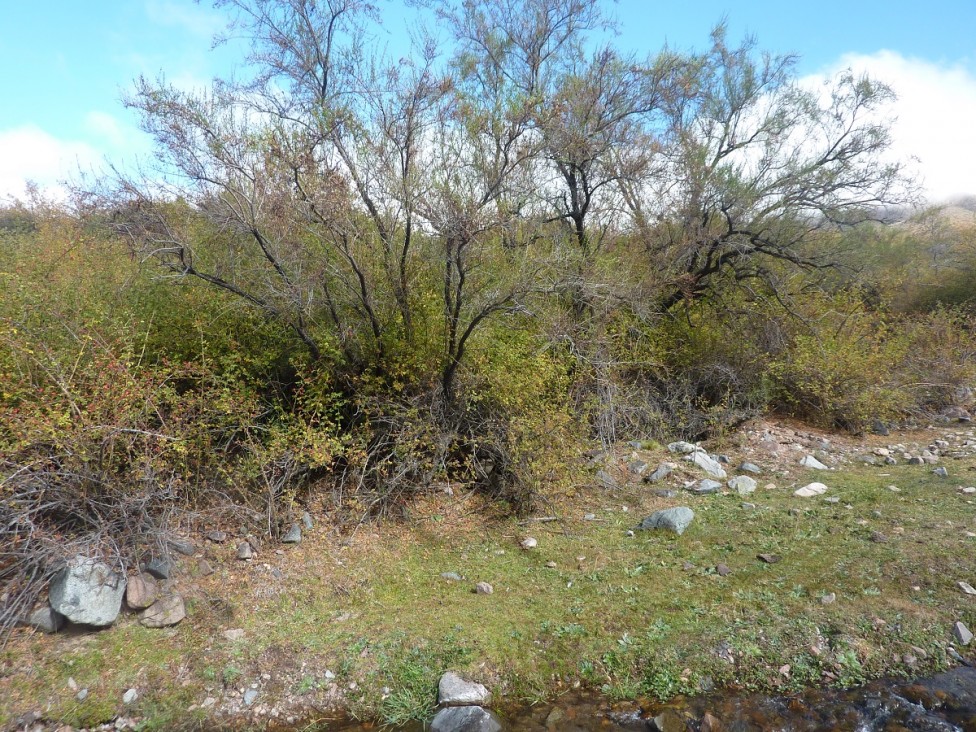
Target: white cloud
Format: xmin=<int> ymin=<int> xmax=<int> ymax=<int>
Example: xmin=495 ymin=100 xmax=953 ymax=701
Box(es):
xmin=0 ymin=126 xmax=102 ymax=201
xmin=807 ymin=51 xmax=976 ymax=204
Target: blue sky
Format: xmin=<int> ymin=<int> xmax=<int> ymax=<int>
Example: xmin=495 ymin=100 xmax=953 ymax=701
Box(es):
xmin=2 ymin=0 xmax=974 ymax=201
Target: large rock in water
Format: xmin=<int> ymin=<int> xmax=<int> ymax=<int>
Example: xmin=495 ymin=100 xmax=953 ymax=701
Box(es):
xmin=439 ymin=672 xmax=491 ymax=706
xmin=430 ymin=706 xmax=502 ymax=732
xmin=49 ymin=556 xmax=125 ymax=627
xmin=637 ymin=507 xmax=695 ymax=536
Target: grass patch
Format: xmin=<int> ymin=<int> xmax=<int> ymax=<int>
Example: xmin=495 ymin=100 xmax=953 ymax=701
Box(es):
xmin=2 ymin=453 xmax=975 ymax=727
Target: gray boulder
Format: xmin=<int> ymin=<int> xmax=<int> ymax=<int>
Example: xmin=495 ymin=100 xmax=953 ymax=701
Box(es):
xmin=728 ymin=476 xmax=757 ymax=496
xmin=140 ymin=594 xmax=186 ymax=628
xmin=438 ymin=671 xmax=491 ymax=706
xmin=637 ymin=507 xmax=695 ymax=536
xmin=282 ymin=524 xmax=302 ymax=544
xmin=142 ymin=558 xmax=173 ymax=580
xmin=667 ymin=441 xmax=700 ymax=454
xmin=800 ymin=455 xmax=829 ymax=470
xmin=686 ymin=451 xmax=727 ymax=479
xmin=21 ymin=607 xmax=66 ymax=634
xmin=430 ymin=706 xmax=502 ymax=732
xmin=49 ymin=556 xmax=125 ymax=627
xmin=645 ymin=463 xmax=673 ymax=483
xmin=688 ymin=479 xmax=722 ymax=495
xmin=739 ymin=462 xmax=761 ymax=475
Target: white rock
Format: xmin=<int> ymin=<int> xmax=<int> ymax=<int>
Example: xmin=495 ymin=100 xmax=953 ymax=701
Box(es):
xmin=686 ymin=451 xmax=727 ymax=480
xmin=122 ymin=688 xmax=138 ymax=704
xmin=794 ymin=482 xmax=828 ymax=498
xmin=49 ymin=556 xmax=126 ymax=627
xmin=728 ymin=476 xmax=757 ymax=495
xmin=520 ymin=537 xmax=537 ymax=550
xmin=799 ymin=455 xmax=829 ymax=470
xmin=438 ymin=671 xmax=491 ymax=706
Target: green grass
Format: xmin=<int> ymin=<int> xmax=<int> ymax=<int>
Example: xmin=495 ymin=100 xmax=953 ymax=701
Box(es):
xmin=3 ymin=459 xmax=976 ymax=728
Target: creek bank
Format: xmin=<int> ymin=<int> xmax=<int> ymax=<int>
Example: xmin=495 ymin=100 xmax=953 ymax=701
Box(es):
xmin=277 ymin=665 xmax=976 ymax=731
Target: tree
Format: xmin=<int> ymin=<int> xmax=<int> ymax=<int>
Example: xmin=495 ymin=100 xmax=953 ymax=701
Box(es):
xmin=622 ymin=26 xmax=914 ymax=311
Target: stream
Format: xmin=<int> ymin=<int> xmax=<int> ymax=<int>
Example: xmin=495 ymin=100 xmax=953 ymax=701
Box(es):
xmin=301 ymin=666 xmax=976 ymax=731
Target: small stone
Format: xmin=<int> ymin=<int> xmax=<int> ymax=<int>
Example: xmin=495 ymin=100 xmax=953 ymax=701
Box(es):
xmin=821 ymin=592 xmax=836 ymax=605
xmin=438 ymin=671 xmax=491 ymax=706
xmin=667 ymin=441 xmax=700 ymax=454
xmin=934 ymin=467 xmax=949 ymax=478
xmin=595 ymin=470 xmax=617 ymax=488
xmin=652 ymin=709 xmax=686 ymax=732
xmin=237 ymin=542 xmax=253 ymax=560
xmin=475 ymin=582 xmax=493 ymax=595
xmin=958 ymin=581 xmax=976 ymax=596
xmin=728 ymin=475 xmax=757 ymax=495
xmin=701 ymin=712 xmax=722 ymax=732
xmin=646 ymin=464 xmax=673 ymax=483
xmin=628 ymin=460 xmax=648 ymax=476
xmin=22 ymin=606 xmax=66 ymax=634
xmin=206 ymin=531 xmax=227 ymax=543
xmin=520 ymin=537 xmax=538 ymax=550
xmin=243 ymin=689 xmax=258 ymax=706
xmin=757 ymin=554 xmax=781 ymax=564
xmin=140 ymin=594 xmax=186 ymax=628
xmin=223 ymin=628 xmax=245 ymax=642
xmin=800 ymin=455 xmax=829 ymax=470
xmin=122 ymin=688 xmax=138 ymax=705
xmin=441 ymin=572 xmax=463 ymax=581
xmin=197 ymin=559 xmax=214 ymax=576
xmin=301 ymin=511 xmax=314 ymax=531
xmin=637 ymin=507 xmax=695 ymax=535
xmin=689 ymin=479 xmax=723 ymax=494
xmin=652 ymin=489 xmax=676 ymax=498
xmin=794 ymin=482 xmax=828 ymax=498
xmin=77 ymin=688 xmax=89 ymax=702
xmin=715 ymin=564 xmax=731 ymax=577
xmin=687 ymin=451 xmax=727 ymax=479
xmin=953 ymin=621 xmax=974 ymax=645
xmin=869 ymin=531 xmax=888 ymax=543
xmin=739 ymin=462 xmax=761 ymax=475
xmin=142 ymin=558 xmax=173 ymax=580
xmin=888 ymin=485 xmax=900 ymax=492
xmin=167 ymin=538 xmax=196 ymax=556
xmin=125 ymin=574 xmax=158 ymax=610
xmin=741 ymin=502 xmax=756 ymax=510
xmin=908 ymin=456 xmax=924 ymax=465
xmin=545 ymin=561 xmax=557 ymax=569
xmin=282 ymin=524 xmax=302 ymax=544
xmin=824 ymin=496 xmax=840 ymax=503
xmin=583 ymin=513 xmax=597 ymax=521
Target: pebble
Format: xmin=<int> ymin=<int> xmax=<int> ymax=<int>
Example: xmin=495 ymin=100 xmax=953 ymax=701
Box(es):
xmin=243 ymin=689 xmax=258 ymax=706
xmin=715 ymin=564 xmax=732 ymax=577
xmin=475 ymin=582 xmax=493 ymax=595
xmin=122 ymin=689 xmax=138 ymax=705
xmin=77 ymin=689 xmax=89 ymax=702
xmin=959 ymin=581 xmax=976 ymax=596
xmin=520 ymin=537 xmax=538 ymax=550
xmin=237 ymin=542 xmax=253 ymax=560
xmin=821 ymin=593 xmax=836 ymax=605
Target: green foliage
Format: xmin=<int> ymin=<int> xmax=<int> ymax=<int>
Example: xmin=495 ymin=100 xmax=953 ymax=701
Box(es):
xmin=768 ymin=298 xmax=912 ymax=430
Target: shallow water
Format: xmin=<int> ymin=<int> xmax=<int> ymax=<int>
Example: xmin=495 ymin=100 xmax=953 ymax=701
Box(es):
xmin=299 ymin=666 xmax=976 ymax=731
